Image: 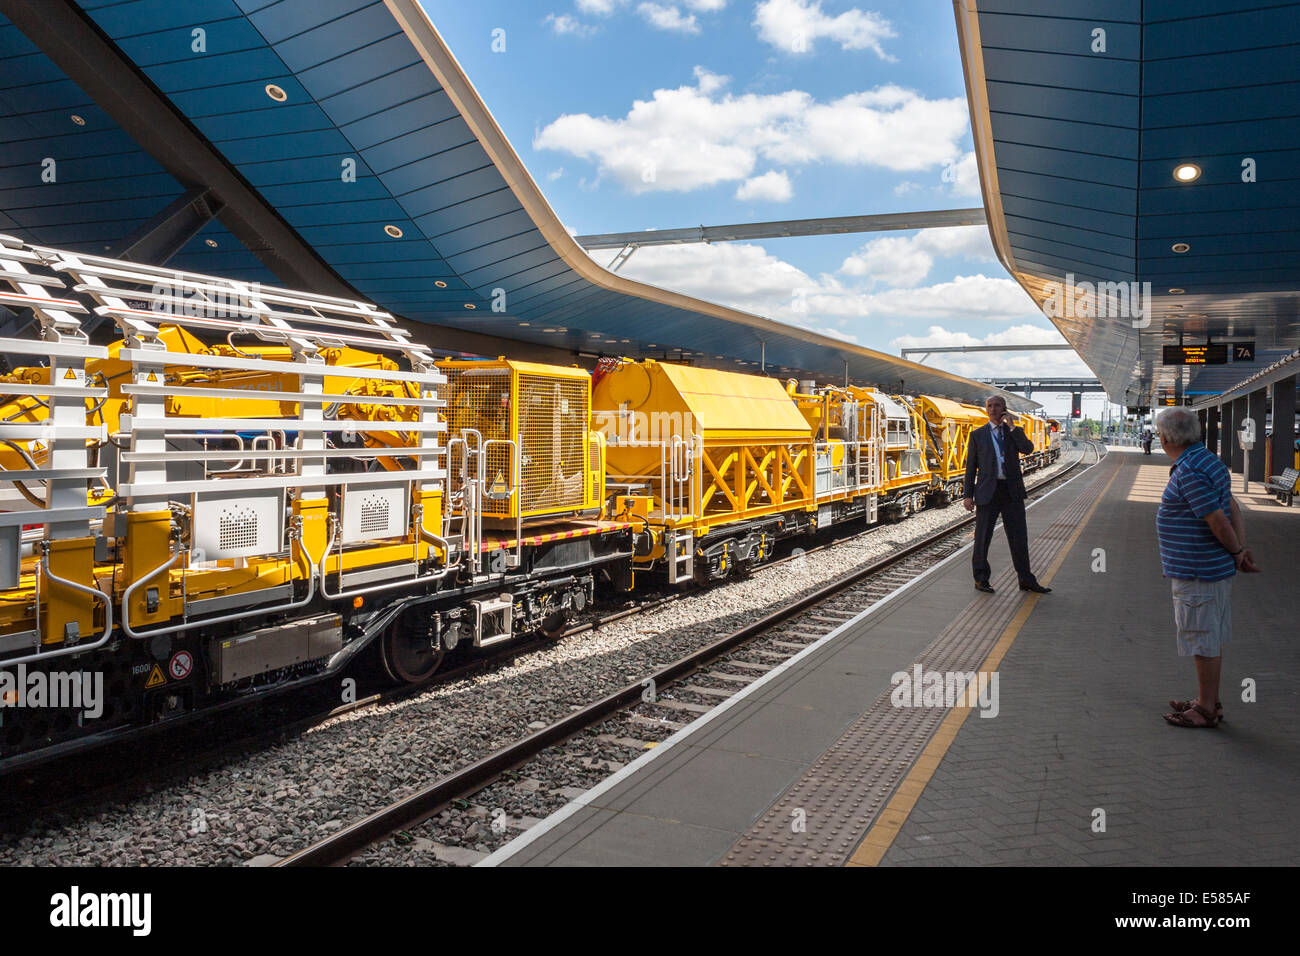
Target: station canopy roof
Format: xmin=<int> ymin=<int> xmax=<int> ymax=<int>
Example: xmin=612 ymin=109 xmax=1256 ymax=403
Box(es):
xmin=0 ymin=0 xmax=1034 ymax=411
xmin=956 ymin=0 xmax=1300 ymax=408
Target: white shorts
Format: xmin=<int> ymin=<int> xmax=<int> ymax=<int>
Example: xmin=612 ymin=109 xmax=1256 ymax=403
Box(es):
xmin=1171 ymin=577 xmax=1232 ymax=658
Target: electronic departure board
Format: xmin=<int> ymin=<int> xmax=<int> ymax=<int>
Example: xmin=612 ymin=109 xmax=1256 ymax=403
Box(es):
xmin=1162 ymin=344 xmax=1228 ymax=365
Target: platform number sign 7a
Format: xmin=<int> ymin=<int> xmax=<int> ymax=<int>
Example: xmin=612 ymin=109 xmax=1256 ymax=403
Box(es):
xmin=1233 ymin=342 xmax=1256 ymax=362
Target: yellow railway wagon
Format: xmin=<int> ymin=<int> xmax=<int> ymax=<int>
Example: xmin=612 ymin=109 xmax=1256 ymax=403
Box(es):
xmin=871 ymin=391 xmax=933 ymax=514
xmin=437 ymin=358 xmax=604 ymax=525
xmin=1016 ymin=412 xmax=1056 ymax=471
xmin=0 ymin=239 xmax=637 ymax=764
xmin=915 ymin=395 xmax=986 ymax=500
xmin=782 ymin=383 xmax=880 ymax=530
xmin=594 ymin=359 xmax=815 ymax=584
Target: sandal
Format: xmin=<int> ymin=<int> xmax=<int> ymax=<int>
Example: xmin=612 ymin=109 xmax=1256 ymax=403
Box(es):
xmin=1169 ymin=698 xmax=1224 ymax=722
xmin=1163 ymin=702 xmax=1219 ymax=728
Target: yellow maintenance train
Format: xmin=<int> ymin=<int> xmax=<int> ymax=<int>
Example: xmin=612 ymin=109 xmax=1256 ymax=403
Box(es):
xmin=0 ymin=238 xmax=1058 ymax=761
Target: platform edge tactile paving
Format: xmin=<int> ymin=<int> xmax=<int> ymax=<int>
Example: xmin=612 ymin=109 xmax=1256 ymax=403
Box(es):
xmin=719 ymin=458 xmax=1116 ymax=867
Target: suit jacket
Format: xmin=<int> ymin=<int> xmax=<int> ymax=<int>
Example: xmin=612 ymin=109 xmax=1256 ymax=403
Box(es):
xmin=963 ymin=422 xmax=1034 ymax=505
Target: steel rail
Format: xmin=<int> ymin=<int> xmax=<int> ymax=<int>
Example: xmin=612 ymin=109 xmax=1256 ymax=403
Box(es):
xmin=278 ymin=441 xmax=1097 ymax=866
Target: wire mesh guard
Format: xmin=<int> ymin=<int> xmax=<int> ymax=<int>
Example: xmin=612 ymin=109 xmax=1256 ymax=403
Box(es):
xmin=440 ymin=366 xmax=589 ymax=518
xmin=518 ymin=373 xmax=587 ymax=515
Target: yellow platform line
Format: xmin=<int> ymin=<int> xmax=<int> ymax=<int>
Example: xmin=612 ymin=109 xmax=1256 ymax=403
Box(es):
xmin=846 ymin=460 xmax=1125 ymax=867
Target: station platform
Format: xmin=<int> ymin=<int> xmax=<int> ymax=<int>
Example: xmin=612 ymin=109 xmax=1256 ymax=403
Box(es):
xmin=483 ymin=448 xmax=1300 ymax=866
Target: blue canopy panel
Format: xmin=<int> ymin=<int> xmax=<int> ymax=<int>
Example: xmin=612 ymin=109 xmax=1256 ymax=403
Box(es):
xmin=0 ymin=12 xmax=278 ymax=284
xmin=0 ymin=0 xmax=1030 ymax=409
xmin=959 ymin=0 xmax=1300 ymax=406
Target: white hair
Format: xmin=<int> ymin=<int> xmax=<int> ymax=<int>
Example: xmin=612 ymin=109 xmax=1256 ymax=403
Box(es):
xmin=1156 ymin=406 xmax=1201 ymax=446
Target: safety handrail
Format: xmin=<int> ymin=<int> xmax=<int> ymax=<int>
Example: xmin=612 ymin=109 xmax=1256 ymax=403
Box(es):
xmin=318 ymin=515 xmax=453 ymax=601
xmin=483 ymin=438 xmax=522 ymax=569
xmin=0 ymin=553 xmax=115 ymax=667
xmin=120 ymin=524 xmax=316 ymax=639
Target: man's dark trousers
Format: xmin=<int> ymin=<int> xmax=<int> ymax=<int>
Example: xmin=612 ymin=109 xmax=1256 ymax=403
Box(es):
xmin=972 ymin=479 xmax=1034 ymax=586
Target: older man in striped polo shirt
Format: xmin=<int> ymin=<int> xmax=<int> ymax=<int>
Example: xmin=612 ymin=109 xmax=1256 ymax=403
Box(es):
xmin=1155 ymin=406 xmax=1260 ymax=728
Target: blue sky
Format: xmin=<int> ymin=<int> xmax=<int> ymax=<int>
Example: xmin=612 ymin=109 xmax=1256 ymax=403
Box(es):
xmin=420 ymin=0 xmax=1102 ymax=417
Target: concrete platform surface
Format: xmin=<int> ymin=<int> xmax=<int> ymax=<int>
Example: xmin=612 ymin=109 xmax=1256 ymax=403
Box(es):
xmin=482 ymin=448 xmax=1299 ymax=867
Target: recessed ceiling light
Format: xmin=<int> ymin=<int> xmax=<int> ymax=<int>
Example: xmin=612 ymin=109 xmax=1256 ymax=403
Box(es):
xmin=70 ymin=114 xmax=85 ymax=126
xmin=205 ymin=239 xmax=218 ymax=248
xmin=384 ymin=224 xmax=403 ymax=238
xmin=463 ymin=303 xmax=476 ymax=309
xmin=1172 ymin=163 xmax=1201 ymax=183
xmin=621 ymin=339 xmax=630 ymax=343
xmin=1171 ymin=242 xmax=1190 ymax=253
xmin=434 ymin=280 xmax=447 ymax=288
xmin=265 ymin=83 xmax=288 ymax=102
xmin=1168 ymin=288 xmax=1185 ymax=295
xmin=518 ymin=322 xmax=530 ymax=326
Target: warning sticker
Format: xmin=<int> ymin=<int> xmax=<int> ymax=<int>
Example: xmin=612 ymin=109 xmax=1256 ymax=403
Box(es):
xmin=62 ymin=368 xmax=77 ymax=380
xmin=168 ymin=650 xmax=194 ymax=681
xmin=144 ymin=664 xmax=166 ymax=688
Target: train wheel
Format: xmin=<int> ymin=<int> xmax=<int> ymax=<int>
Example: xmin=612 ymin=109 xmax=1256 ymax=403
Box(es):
xmin=381 ymin=621 xmax=445 ymax=684
xmin=540 ymin=610 xmax=568 ymax=640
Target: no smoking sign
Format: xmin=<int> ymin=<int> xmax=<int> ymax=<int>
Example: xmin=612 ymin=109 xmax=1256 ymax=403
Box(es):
xmin=168 ymin=650 xmax=194 ymax=681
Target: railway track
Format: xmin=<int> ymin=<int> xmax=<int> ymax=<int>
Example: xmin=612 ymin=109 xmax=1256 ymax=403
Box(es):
xmin=0 ymin=528 xmax=857 ymax=822
xmin=3 ymin=444 xmax=1094 ymax=850
xmin=279 ymin=440 xmax=1101 ymax=866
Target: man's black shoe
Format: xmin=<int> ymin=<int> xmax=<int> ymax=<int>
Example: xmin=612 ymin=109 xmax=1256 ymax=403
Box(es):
xmin=975 ymin=582 xmax=995 ymax=593
xmin=1019 ymin=582 xmax=1052 ymax=593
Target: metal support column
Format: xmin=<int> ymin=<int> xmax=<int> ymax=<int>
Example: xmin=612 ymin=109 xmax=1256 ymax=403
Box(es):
xmin=1271 ymin=374 xmax=1296 ymax=476
xmin=109 ymin=187 xmax=223 ymax=265
xmin=1218 ymin=405 xmax=1230 ymax=466
xmin=1247 ymin=387 xmax=1267 ymax=483
xmin=1230 ymin=397 xmax=1246 ymax=473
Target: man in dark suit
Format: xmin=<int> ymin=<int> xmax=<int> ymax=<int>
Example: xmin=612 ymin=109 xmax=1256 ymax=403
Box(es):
xmin=963 ymin=395 xmax=1051 ymax=594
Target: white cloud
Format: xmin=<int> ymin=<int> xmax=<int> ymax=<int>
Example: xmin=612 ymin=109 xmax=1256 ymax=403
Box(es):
xmin=573 ymin=0 xmax=726 ymax=23
xmin=946 ymin=150 xmax=981 ymax=197
xmin=534 ymin=70 xmax=969 ymax=194
xmin=547 ymin=167 xmax=565 ymax=181
xmin=833 ymin=273 xmax=1038 ymax=322
xmin=840 ymin=235 xmax=933 ymax=287
xmin=840 ymin=226 xmax=996 ymax=288
xmin=735 ymin=170 xmax=793 ymax=201
xmin=596 ymin=242 xmax=1041 ymax=346
xmin=637 ymin=3 xmax=700 ymax=33
xmin=546 ymin=13 xmax=596 ymax=35
xmin=754 ymin=0 xmax=896 ymax=59
xmin=576 ymin=238 xmax=1070 ymax=380
xmin=767 ymin=87 xmax=969 ymax=170
xmin=891 ymin=325 xmax=1090 ymax=379
xmin=692 ymin=65 xmax=729 ymax=94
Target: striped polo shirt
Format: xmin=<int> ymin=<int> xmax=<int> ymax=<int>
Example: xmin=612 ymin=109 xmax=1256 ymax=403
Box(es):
xmin=1156 ymin=442 xmax=1236 ymax=581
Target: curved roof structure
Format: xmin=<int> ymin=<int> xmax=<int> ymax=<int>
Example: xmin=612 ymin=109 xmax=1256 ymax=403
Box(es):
xmin=0 ymin=0 xmax=1035 ymax=410
xmin=956 ymin=0 xmax=1300 ymax=407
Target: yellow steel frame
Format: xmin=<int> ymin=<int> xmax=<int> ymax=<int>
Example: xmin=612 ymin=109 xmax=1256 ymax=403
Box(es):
xmin=696 ymin=441 xmax=812 ymax=521
xmin=438 ymin=358 xmax=600 ymax=523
